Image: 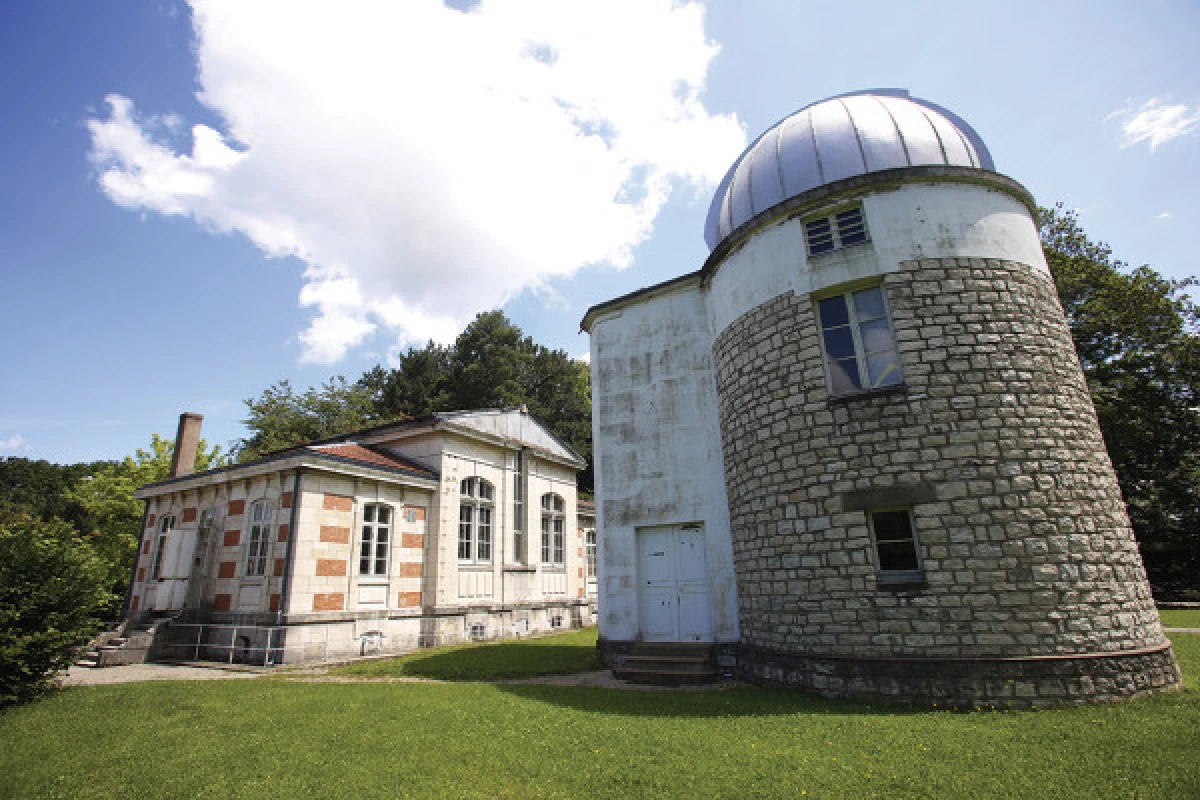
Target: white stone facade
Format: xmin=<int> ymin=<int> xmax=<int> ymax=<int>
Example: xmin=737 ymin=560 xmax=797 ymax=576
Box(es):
xmin=130 ymin=409 xmax=593 ymax=664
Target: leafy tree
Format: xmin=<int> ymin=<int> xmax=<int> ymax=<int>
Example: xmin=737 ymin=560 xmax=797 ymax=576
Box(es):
xmin=0 ymin=513 xmax=108 ymax=705
xmin=237 ymin=311 xmax=596 ymax=490
xmin=236 ymin=377 xmax=388 ymax=462
xmin=0 ymin=457 xmax=107 ymax=531
xmin=1040 ymin=204 xmax=1200 ymax=595
xmin=359 ymin=343 xmax=452 ymax=418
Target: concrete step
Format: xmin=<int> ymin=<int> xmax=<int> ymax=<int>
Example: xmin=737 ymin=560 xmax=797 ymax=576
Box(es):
xmin=75 ymin=659 xmax=100 ymax=668
xmin=613 ymin=666 xmax=720 ymax=685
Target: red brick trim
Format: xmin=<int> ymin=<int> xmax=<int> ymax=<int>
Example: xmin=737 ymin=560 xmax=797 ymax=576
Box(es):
xmin=401 ymin=532 xmax=425 ymax=549
xmin=313 ymin=592 xmax=344 ymax=611
xmin=227 ymin=499 xmax=245 ymax=516
xmin=397 ymin=592 xmax=421 ymax=608
xmin=320 ymin=525 xmax=351 ymax=544
xmin=405 ymin=505 xmax=426 ymax=521
xmin=277 ymin=524 xmax=289 ymax=542
xmin=323 ymin=493 xmax=352 ymax=512
xmin=281 ymin=491 xmax=293 ymax=510
xmin=182 ymin=507 xmax=198 ymax=523
xmin=223 ymin=530 xmax=241 ymax=547
xmin=214 ymin=594 xmax=232 ymax=612
xmin=398 ymin=562 xmax=423 ymax=578
xmin=131 ymin=596 xmax=140 ymax=611
xmin=147 ymin=514 xmax=156 ymax=528
xmin=218 ymin=561 xmax=237 ymax=579
xmin=137 ymin=567 xmax=146 ymax=583
xmin=316 ymin=558 xmax=347 ymax=577
xmin=142 ymin=539 xmax=152 ymax=554
xmin=269 ymin=594 xmax=281 ymax=612
xmin=274 ymin=559 xmax=285 ymax=577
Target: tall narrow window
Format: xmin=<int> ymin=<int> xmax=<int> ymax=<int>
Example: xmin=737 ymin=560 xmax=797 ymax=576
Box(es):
xmin=245 ymin=501 xmax=273 ymax=577
xmin=817 ymin=286 xmax=903 ymax=395
xmin=458 ymin=477 xmax=494 ymax=563
xmin=360 ymin=503 xmax=392 ymax=576
xmin=151 ymin=514 xmax=175 ymax=580
xmin=586 ymin=529 xmax=597 ymax=579
xmin=512 ymin=451 xmax=526 ymax=563
xmin=540 ymin=493 xmax=565 ymax=566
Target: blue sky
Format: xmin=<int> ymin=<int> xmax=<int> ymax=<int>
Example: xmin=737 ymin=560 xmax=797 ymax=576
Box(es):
xmin=2 ymin=0 xmax=1197 ymax=464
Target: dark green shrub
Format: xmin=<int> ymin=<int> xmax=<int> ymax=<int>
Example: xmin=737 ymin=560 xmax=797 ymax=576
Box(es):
xmin=0 ymin=513 xmax=107 ymax=706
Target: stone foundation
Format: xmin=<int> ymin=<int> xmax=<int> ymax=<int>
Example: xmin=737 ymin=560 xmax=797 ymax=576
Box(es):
xmin=735 ymin=642 xmax=1181 ymax=708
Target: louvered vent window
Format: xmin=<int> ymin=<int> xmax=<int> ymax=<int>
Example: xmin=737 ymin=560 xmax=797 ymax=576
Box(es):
xmin=805 ymin=206 xmax=869 ymax=256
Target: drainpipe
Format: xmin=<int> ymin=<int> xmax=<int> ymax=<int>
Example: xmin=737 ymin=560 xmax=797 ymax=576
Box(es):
xmin=278 ymin=469 xmax=303 ymax=622
xmin=122 ymin=500 xmax=152 ymax=623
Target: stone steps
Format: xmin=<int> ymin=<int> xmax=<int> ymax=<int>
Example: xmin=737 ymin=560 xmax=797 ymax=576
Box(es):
xmin=612 ymin=643 xmax=719 ymax=685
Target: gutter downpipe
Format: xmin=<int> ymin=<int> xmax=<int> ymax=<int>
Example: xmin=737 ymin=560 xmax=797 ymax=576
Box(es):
xmin=122 ymin=500 xmax=152 ymax=624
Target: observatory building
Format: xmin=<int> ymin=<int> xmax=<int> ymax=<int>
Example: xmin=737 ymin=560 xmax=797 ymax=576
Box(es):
xmin=581 ymin=90 xmax=1179 ymax=705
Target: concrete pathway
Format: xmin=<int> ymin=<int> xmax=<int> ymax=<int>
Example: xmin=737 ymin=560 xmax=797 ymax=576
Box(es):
xmin=61 ymin=663 xmax=264 ymax=686
xmin=1165 ymin=627 xmax=1200 ymax=634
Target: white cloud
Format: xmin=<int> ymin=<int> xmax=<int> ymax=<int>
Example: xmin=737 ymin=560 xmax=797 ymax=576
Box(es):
xmin=86 ymin=0 xmax=745 ymax=363
xmin=0 ymin=434 xmax=27 ymax=453
xmin=1155 ymin=211 xmax=1173 ymax=221
xmin=1108 ymin=98 xmax=1200 ymax=151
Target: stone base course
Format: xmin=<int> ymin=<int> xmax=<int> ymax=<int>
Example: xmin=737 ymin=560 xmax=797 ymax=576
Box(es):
xmin=736 ymin=642 xmax=1181 ymax=708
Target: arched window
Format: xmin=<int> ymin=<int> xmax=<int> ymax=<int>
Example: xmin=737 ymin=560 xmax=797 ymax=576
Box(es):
xmin=245 ymin=500 xmax=273 ymax=577
xmin=151 ymin=514 xmax=176 ymax=580
xmin=360 ymin=503 xmax=392 ymax=576
xmin=540 ymin=493 xmax=565 ymax=566
xmin=458 ymin=477 xmax=494 ymax=563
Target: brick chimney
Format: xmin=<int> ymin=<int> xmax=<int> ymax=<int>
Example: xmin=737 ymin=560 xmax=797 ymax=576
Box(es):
xmin=169 ymin=412 xmax=204 ymax=478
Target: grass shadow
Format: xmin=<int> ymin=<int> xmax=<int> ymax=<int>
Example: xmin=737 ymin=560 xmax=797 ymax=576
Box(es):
xmin=490 ymin=681 xmax=925 ymax=718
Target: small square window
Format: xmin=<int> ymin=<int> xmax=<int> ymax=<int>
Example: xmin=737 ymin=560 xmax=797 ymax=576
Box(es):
xmin=805 ymin=205 xmax=870 ymax=256
xmin=867 ymin=509 xmax=925 ymax=584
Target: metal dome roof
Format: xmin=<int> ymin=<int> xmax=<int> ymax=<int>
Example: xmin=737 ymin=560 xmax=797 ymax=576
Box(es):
xmin=704 ymin=89 xmax=995 ymax=251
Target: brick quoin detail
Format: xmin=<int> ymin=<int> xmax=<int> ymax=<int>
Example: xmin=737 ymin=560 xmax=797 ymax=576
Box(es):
xmin=274 ymin=558 xmax=285 ymax=577
xmin=182 ymin=507 xmax=198 ymax=523
xmin=320 ymin=525 xmax=351 ymax=544
xmin=223 ymin=530 xmax=241 ymax=547
xmin=147 ymin=514 xmax=156 ymax=528
xmin=313 ymin=592 xmax=344 ymax=611
xmin=401 ymin=532 xmax=425 ymax=549
xmin=281 ymin=491 xmax=293 ymax=509
xmin=578 ymin=567 xmax=584 ymax=578
xmin=277 ymin=524 xmax=289 ymax=542
xmin=269 ymin=594 xmax=281 ymax=612
xmin=398 ymin=563 xmax=423 ymax=578
xmin=316 ymin=558 xmax=347 ymax=577
xmin=227 ymin=499 xmax=245 ymax=516
xmin=131 ymin=596 xmax=140 ymax=611
xmin=142 ymin=539 xmax=152 ymax=554
xmin=396 ymin=592 xmax=421 ymax=608
xmin=323 ymin=493 xmax=352 ymax=512
xmin=137 ymin=567 xmax=146 ymax=583
xmin=404 ymin=505 xmax=426 ymax=521
xmin=214 ymin=594 xmax=232 ymax=612
xmin=217 ymin=561 xmax=237 ymax=579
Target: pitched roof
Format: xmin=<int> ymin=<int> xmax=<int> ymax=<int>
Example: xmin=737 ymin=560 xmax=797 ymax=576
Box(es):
xmin=137 ymin=440 xmax=437 ymax=494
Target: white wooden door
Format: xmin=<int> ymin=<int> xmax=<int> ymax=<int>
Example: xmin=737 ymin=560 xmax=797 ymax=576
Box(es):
xmin=637 ymin=524 xmax=713 ymax=642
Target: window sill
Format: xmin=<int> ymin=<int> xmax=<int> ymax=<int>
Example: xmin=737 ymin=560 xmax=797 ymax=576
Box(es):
xmin=807 ymin=239 xmax=872 ymax=260
xmin=828 ymin=383 xmax=908 ymax=406
xmin=457 ymin=563 xmax=493 ymax=571
xmin=540 ymin=566 xmax=567 ymax=573
xmin=503 ymin=564 xmax=537 ymax=573
xmin=875 ymin=570 xmax=927 ymax=589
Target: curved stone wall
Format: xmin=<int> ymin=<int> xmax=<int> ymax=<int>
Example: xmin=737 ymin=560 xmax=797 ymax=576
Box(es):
xmin=711 ymin=255 xmax=1180 ymax=704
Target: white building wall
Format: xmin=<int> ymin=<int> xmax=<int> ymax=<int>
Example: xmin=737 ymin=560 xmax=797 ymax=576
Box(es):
xmin=707 ymin=182 xmax=1047 ymax=336
xmin=590 ymin=281 xmax=739 ymax=644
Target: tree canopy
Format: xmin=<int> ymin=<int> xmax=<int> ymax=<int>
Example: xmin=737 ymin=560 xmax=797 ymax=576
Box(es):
xmin=237 ymin=311 xmax=594 ymax=490
xmin=1040 ymin=204 xmax=1200 ymax=596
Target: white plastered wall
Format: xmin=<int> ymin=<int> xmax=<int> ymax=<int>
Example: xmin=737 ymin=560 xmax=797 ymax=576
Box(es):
xmin=590 ymin=281 xmax=739 ymax=644
xmin=707 ymin=182 xmax=1047 ymax=337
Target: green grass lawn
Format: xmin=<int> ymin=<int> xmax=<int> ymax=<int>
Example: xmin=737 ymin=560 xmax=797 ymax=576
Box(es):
xmin=1160 ymin=608 xmax=1200 ymax=628
xmin=1 ymin=634 xmax=1197 ymax=799
xmin=326 ymin=626 xmax=601 ymax=680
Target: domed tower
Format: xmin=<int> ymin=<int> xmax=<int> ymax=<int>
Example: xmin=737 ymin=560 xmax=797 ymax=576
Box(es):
xmin=703 ymin=89 xmax=1179 ymax=704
